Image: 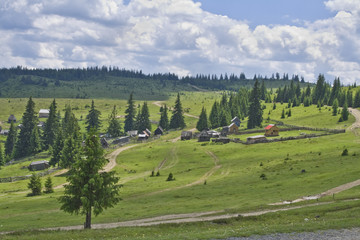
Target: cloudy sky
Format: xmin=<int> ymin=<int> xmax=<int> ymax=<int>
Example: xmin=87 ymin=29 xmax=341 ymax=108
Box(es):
xmin=0 ymin=0 xmax=359 ymax=84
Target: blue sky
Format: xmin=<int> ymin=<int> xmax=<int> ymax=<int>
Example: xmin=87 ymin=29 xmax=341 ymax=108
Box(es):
xmin=197 ymin=0 xmax=335 ymax=28
xmin=0 ymin=0 xmax=359 ymax=84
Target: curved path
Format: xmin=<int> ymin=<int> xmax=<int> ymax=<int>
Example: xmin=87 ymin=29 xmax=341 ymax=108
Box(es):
xmin=348 ymin=108 xmax=360 ymax=134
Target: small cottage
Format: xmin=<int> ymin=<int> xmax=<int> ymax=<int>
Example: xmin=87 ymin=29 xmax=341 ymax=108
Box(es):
xmin=231 ymin=116 xmax=241 ymax=127
xmin=39 ymin=109 xmax=50 ymax=118
xmin=198 ymin=131 xmax=211 ymax=142
xmin=154 ymin=126 xmax=164 ymax=135
xmin=247 ymin=135 xmax=267 ymax=144
xmin=29 ymin=160 xmax=50 ymax=171
xmin=264 ymin=124 xmax=279 ymax=137
xmin=228 ymin=123 xmax=239 ymax=134
xmin=181 ymin=131 xmax=192 ymax=140
xmin=207 ymin=130 xmax=220 ymax=138
xmin=8 ymin=114 xmax=17 ymax=123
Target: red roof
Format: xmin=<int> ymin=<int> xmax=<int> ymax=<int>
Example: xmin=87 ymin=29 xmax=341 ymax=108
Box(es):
xmin=265 ymin=124 xmax=275 ymax=130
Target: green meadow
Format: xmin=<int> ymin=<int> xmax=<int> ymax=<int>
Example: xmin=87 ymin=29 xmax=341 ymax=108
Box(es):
xmin=0 ymin=93 xmax=359 ymax=239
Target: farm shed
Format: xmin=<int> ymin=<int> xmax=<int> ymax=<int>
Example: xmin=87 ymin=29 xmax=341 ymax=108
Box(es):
xmin=154 ymin=126 xmax=164 ymax=135
xmin=39 ymin=109 xmax=50 ymax=118
xmin=127 ymin=130 xmax=138 ymax=137
xmin=138 ymin=134 xmax=148 ymax=141
xmin=228 ymin=123 xmax=239 ymax=134
xmin=29 ymin=160 xmax=50 ymax=171
xmin=231 ymin=116 xmax=241 ymax=127
xmin=265 ymin=124 xmax=279 ymax=137
xmin=8 ymin=114 xmax=17 ymax=123
xmin=212 ymin=137 xmax=231 ymax=144
xmin=198 ymin=131 xmax=211 ymax=142
xmin=181 ymin=131 xmax=192 ymax=140
xmin=0 ymin=130 xmax=9 ymax=135
xmin=247 ymin=135 xmax=267 ymax=144
xmin=112 ymin=136 xmax=130 ymax=145
xmin=207 ymin=130 xmax=220 ymax=138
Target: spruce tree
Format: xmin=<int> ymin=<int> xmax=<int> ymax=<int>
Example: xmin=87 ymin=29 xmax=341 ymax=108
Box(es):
xmin=281 ymin=109 xmax=285 ymax=119
xmin=209 ymin=101 xmax=220 ymax=129
xmin=169 ymin=93 xmax=186 ymax=129
xmin=332 ymin=99 xmax=339 ymax=116
xmin=60 ymin=135 xmax=81 ymax=169
xmin=29 ymin=126 xmax=42 ymax=155
xmin=28 ymin=174 xmax=42 ymax=196
xmin=62 ymin=105 xmax=80 ymax=139
xmin=50 ymin=130 xmax=64 ymax=167
xmin=85 ymin=100 xmax=101 ymax=132
xmin=59 ymin=130 xmax=121 ymax=229
xmin=247 ymin=80 xmax=263 ymax=129
xmin=124 ymin=93 xmax=136 ymax=132
xmin=219 ymin=109 xmax=231 ymax=127
xmin=5 ymin=121 xmax=17 ymax=157
xmin=43 ymin=99 xmax=59 ymax=149
xmin=260 ymin=80 xmax=266 ymax=100
xmin=44 ymin=176 xmax=54 ymax=194
xmin=138 ymin=102 xmax=151 ymax=132
xmin=0 ymin=143 xmax=4 ymax=167
xmin=159 ymin=104 xmax=169 ymax=130
xmin=107 ymin=105 xmax=122 ymax=137
xmin=14 ymin=97 xmax=38 ymax=158
xmin=196 ymin=107 xmax=209 ymax=131
xmin=340 ymin=102 xmax=349 ymax=121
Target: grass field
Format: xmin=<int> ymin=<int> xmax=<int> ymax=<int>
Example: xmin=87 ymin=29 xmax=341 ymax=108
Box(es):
xmin=0 ymin=95 xmax=359 ymax=239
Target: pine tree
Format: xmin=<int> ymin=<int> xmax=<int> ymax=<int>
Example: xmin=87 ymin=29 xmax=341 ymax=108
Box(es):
xmin=196 ymin=107 xmax=209 ymax=131
xmin=219 ymin=109 xmax=231 ymax=127
xmin=5 ymin=121 xmax=17 ymax=157
xmin=260 ymin=80 xmax=266 ymax=100
xmin=85 ymin=100 xmax=101 ymax=132
xmin=62 ymin=105 xmax=80 ymax=139
xmin=287 ymin=109 xmax=292 ymax=117
xmin=50 ymin=130 xmax=64 ymax=167
xmin=169 ymin=93 xmax=186 ymax=129
xmin=340 ymin=102 xmax=349 ymax=121
xmin=44 ymin=176 xmax=54 ymax=194
xmin=281 ymin=109 xmax=285 ymax=119
xmin=159 ymin=104 xmax=169 ymax=130
xmin=332 ymin=99 xmax=339 ymax=116
xmin=107 ymin=105 xmax=122 ymax=137
xmin=0 ymin=143 xmax=4 ymax=167
xmin=43 ymin=99 xmax=59 ymax=149
xmin=124 ymin=93 xmax=136 ymax=132
xmin=137 ymin=102 xmax=151 ymax=132
xmin=247 ymin=80 xmax=263 ymax=129
xmin=59 ymin=131 xmax=121 ymax=229
xmin=28 ymin=174 xmax=42 ymax=196
xmin=209 ymin=101 xmax=220 ymax=129
xmin=60 ymin=136 xmax=81 ymax=169
xmin=29 ymin=126 xmax=42 ymax=155
xmin=14 ymin=97 xmax=38 ymax=158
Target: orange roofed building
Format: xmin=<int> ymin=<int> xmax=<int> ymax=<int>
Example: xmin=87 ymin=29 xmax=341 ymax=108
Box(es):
xmin=264 ymin=124 xmax=279 ymax=137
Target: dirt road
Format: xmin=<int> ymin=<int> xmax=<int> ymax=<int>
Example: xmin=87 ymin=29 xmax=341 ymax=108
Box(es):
xmin=348 ymin=108 xmax=360 ymax=134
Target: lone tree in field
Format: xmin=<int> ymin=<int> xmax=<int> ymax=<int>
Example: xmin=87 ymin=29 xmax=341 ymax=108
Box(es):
xmin=332 ymin=99 xmax=339 ymax=116
xmin=159 ymin=104 xmax=169 ymax=130
xmin=339 ymin=102 xmax=349 ymax=122
xmin=14 ymin=97 xmax=38 ymax=158
xmin=86 ymin=100 xmax=102 ymax=132
xmin=28 ymin=174 xmax=42 ymax=196
xmin=59 ymin=131 xmax=121 ymax=229
xmin=124 ymin=93 xmax=136 ymax=132
xmin=107 ymin=105 xmax=122 ymax=137
xmin=44 ymin=176 xmax=54 ymax=194
xmin=247 ymin=80 xmax=263 ymax=129
xmin=196 ymin=107 xmax=209 ymax=131
xmin=5 ymin=121 xmax=17 ymax=158
xmin=169 ymin=93 xmax=186 ymax=129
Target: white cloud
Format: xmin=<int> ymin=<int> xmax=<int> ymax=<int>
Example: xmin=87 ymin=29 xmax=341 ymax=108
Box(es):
xmin=0 ymin=0 xmax=359 ymax=84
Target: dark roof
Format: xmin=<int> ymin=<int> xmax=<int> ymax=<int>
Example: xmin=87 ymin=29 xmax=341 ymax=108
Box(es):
xmin=232 ymin=116 xmax=241 ymax=122
xmin=8 ymin=114 xmax=16 ymax=121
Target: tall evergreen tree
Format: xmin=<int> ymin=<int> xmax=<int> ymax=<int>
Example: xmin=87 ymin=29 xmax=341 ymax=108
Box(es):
xmin=43 ymin=99 xmax=59 ymax=149
xmin=340 ymin=102 xmax=349 ymax=122
xmin=29 ymin=126 xmax=42 ymax=155
xmin=209 ymin=101 xmax=220 ymax=129
xmin=332 ymin=99 xmax=339 ymax=116
xmin=14 ymin=97 xmax=37 ymax=158
xmin=219 ymin=109 xmax=231 ymax=127
xmin=107 ymin=105 xmax=122 ymax=137
xmin=28 ymin=174 xmax=42 ymax=196
xmin=59 ymin=131 xmax=121 ymax=229
xmin=169 ymin=93 xmax=186 ymax=129
xmin=62 ymin=105 xmax=80 ymax=139
xmin=247 ymin=80 xmax=263 ymax=129
xmin=5 ymin=121 xmax=17 ymax=157
xmin=354 ymin=90 xmax=360 ymax=108
xmin=137 ymin=102 xmax=151 ymax=132
xmin=0 ymin=143 xmax=4 ymax=167
xmin=328 ymin=78 xmax=341 ymax=105
xmin=260 ymin=80 xmax=266 ymax=100
xmin=124 ymin=93 xmax=136 ymax=132
xmin=196 ymin=107 xmax=209 ymax=131
xmin=60 ymin=136 xmax=81 ymax=169
xmin=50 ymin=130 xmax=64 ymax=167
xmin=85 ymin=100 xmax=101 ymax=132
xmin=159 ymin=104 xmax=169 ymax=130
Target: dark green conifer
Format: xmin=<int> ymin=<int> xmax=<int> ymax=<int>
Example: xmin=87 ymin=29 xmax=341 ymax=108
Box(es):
xmin=124 ymin=93 xmax=136 ymax=132
xmin=169 ymin=93 xmax=186 ymax=129
xmin=159 ymin=104 xmax=169 ymax=130
xmin=247 ymin=80 xmax=263 ymax=129
xmin=43 ymin=99 xmax=59 ymax=149
xmin=5 ymin=121 xmax=17 ymax=157
xmin=107 ymin=105 xmax=122 ymax=137
xmin=85 ymin=100 xmax=101 ymax=132
xmin=196 ymin=107 xmax=209 ymax=131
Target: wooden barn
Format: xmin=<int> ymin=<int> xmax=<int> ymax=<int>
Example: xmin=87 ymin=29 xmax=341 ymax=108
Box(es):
xmin=247 ymin=135 xmax=267 ymax=144
xmin=38 ymin=109 xmax=50 ymax=118
xmin=154 ymin=126 xmax=164 ymax=135
xmin=181 ymin=131 xmax=192 ymax=140
xmin=264 ymin=124 xmax=279 ymax=137
xmin=8 ymin=114 xmax=17 ymax=123
xmin=198 ymin=131 xmax=211 ymax=142
xmin=228 ymin=123 xmax=239 ymax=134
xmin=112 ymin=136 xmax=130 ymax=145
xmin=29 ymin=160 xmax=50 ymax=171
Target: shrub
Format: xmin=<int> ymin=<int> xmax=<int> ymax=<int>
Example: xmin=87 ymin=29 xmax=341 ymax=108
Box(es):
xmin=156 ymin=171 xmax=160 ymax=176
xmin=342 ymin=148 xmax=349 ymax=156
xmin=166 ymin=173 xmax=175 ymax=181
xmin=260 ymin=173 xmax=267 ymax=180
xmin=28 ymin=174 xmax=42 ymax=196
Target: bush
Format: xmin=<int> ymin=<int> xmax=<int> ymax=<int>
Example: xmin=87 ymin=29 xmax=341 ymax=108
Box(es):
xmin=260 ymin=173 xmax=267 ymax=180
xmin=342 ymin=148 xmax=349 ymax=156
xmin=166 ymin=173 xmax=175 ymax=181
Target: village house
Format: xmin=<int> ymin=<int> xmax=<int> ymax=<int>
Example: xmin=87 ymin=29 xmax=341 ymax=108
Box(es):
xmin=8 ymin=114 xmax=17 ymax=123
xmin=144 ymin=129 xmax=151 ymax=136
xmin=112 ymin=136 xmax=130 ymax=145
xmin=29 ymin=160 xmax=50 ymax=171
xmin=154 ymin=126 xmax=164 ymax=135
xmin=138 ymin=133 xmax=148 ymax=141
xmin=231 ymin=116 xmax=241 ymax=127
xmin=228 ymin=123 xmax=239 ymax=134
xmin=247 ymin=135 xmax=267 ymax=144
xmin=264 ymin=124 xmax=280 ymax=137
xmin=207 ymin=130 xmax=220 ymax=138
xmin=181 ymin=131 xmax=192 ymax=140
xmin=198 ymin=130 xmax=211 ymax=142
xmin=38 ymin=109 xmax=50 ymax=118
